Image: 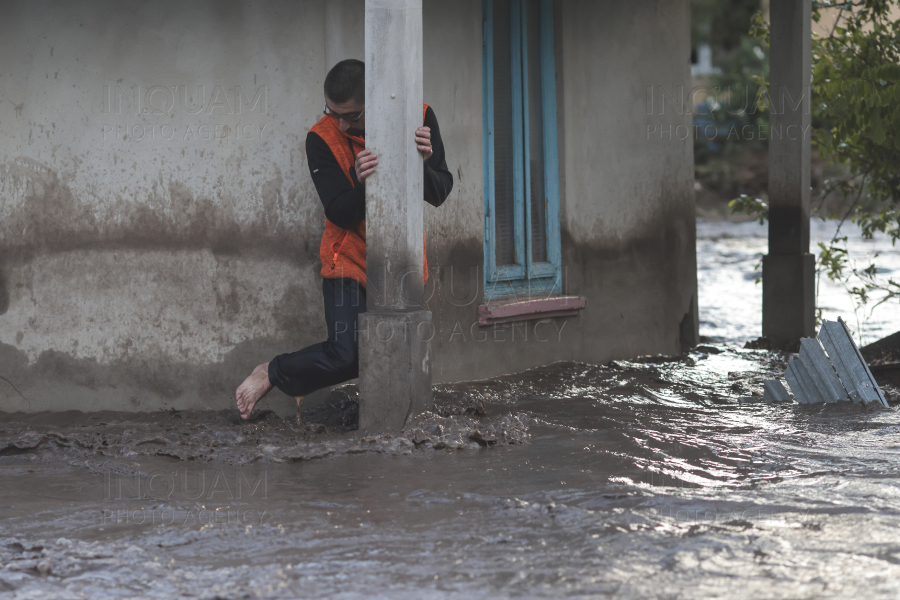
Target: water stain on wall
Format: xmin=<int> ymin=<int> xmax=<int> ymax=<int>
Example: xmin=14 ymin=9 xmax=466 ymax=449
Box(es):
xmin=0 ymin=157 xmax=314 ymax=259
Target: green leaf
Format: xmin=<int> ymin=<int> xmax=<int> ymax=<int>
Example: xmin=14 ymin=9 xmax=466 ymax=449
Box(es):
xmin=871 ymin=113 xmax=886 ymax=145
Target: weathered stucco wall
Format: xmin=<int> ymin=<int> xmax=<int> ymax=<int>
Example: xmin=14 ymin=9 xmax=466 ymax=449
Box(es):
xmin=555 ymin=0 xmax=699 ymax=362
xmin=0 ymin=0 xmax=697 ymax=413
xmin=425 ymin=0 xmax=698 ymax=383
xmin=0 ymin=0 xmax=331 ymax=412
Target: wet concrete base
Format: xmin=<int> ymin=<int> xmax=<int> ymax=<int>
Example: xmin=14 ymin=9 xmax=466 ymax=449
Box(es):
xmin=2 ymin=348 xmax=900 ymax=598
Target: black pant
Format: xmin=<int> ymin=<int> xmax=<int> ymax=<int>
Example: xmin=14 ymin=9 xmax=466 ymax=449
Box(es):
xmin=268 ymin=277 xmax=366 ymax=397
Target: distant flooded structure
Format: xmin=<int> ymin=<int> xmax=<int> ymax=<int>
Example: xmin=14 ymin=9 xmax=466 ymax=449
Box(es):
xmin=0 ymin=0 xmax=808 ymax=413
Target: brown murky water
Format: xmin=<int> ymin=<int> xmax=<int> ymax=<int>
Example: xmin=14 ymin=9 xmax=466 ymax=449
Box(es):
xmin=3 ymin=348 xmax=900 ymax=599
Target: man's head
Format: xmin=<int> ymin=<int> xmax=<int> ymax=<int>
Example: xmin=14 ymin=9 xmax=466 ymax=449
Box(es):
xmin=324 ymin=59 xmax=365 ymax=135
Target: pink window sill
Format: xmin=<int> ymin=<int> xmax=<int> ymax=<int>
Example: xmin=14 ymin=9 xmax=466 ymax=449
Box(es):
xmin=477 ymin=296 xmax=587 ymax=326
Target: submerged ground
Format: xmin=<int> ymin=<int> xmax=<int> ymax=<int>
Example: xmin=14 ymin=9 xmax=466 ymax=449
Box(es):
xmin=1 ymin=220 xmax=900 ymax=599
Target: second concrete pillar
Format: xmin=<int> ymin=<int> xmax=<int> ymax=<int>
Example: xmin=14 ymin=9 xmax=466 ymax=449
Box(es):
xmin=763 ymin=0 xmax=815 ymax=349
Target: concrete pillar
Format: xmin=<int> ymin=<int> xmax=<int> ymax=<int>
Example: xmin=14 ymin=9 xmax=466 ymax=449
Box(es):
xmin=358 ymin=0 xmax=432 ymax=431
xmin=762 ymin=0 xmax=815 ymax=349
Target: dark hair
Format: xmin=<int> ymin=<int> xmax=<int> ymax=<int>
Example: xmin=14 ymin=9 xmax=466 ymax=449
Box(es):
xmin=324 ymin=59 xmax=364 ymax=104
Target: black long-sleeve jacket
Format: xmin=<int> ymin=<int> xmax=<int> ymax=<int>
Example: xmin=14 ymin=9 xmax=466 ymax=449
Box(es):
xmin=305 ymin=106 xmax=453 ymax=229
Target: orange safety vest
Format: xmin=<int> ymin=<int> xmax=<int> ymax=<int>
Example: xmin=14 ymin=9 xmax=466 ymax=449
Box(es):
xmin=311 ymin=105 xmax=430 ymax=288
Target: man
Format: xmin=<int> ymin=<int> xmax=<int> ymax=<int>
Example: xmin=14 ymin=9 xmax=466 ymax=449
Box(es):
xmin=236 ymin=59 xmax=453 ymax=420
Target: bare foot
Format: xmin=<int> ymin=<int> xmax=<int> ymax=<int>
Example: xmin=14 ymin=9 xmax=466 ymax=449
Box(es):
xmin=236 ymin=362 xmax=273 ymax=420
xmin=251 ymin=363 xmax=267 ymax=377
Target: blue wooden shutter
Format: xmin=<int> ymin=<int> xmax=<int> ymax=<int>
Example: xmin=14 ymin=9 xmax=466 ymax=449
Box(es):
xmin=483 ymin=0 xmax=561 ymax=299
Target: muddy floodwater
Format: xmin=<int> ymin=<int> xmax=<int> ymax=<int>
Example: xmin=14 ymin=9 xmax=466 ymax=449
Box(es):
xmin=2 ymin=220 xmax=900 ymax=599
xmin=698 ymin=219 xmax=900 ymax=345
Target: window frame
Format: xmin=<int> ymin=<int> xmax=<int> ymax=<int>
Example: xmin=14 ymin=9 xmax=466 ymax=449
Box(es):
xmin=482 ymin=0 xmax=562 ymax=301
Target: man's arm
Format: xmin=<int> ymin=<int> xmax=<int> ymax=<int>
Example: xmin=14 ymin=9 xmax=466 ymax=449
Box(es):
xmin=422 ymin=106 xmax=453 ymax=207
xmin=306 ymin=132 xmax=365 ymax=229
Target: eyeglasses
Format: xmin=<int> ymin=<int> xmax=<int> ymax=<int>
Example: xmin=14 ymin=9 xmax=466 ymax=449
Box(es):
xmin=323 ymin=106 xmax=365 ymax=122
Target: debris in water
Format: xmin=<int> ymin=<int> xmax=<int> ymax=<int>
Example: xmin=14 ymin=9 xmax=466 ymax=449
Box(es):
xmin=799 ymin=337 xmax=849 ymax=403
xmin=767 ymin=317 xmax=889 ymax=407
xmin=819 ymin=318 xmax=889 ymax=406
xmin=762 ymin=379 xmax=791 ymax=403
